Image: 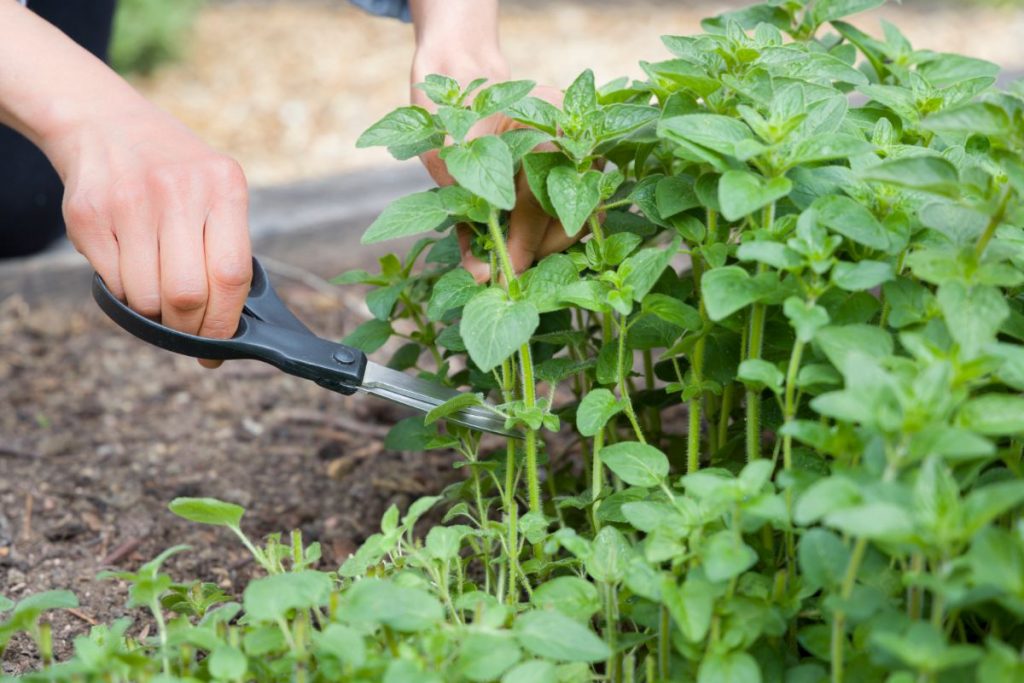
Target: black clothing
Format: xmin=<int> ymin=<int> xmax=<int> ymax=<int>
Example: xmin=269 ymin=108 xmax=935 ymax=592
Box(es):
xmin=0 ymin=1 xmax=116 ymax=258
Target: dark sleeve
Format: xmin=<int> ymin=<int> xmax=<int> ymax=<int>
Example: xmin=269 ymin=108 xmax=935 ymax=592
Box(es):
xmin=348 ymin=0 xmax=411 ymax=22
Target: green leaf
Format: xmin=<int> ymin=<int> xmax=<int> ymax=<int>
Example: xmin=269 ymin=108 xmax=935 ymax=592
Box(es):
xmin=313 ymin=623 xmax=366 ymax=669
xmin=703 ymin=530 xmax=758 ymax=582
xmin=738 ymin=359 xmax=784 ymax=395
xmin=427 ymin=269 xmax=483 ymax=321
xmin=963 ymin=481 xmax=1024 ymax=535
xmin=958 ymin=394 xmax=1024 ymax=436
xmin=787 ymin=133 xmax=874 ymax=166
xmin=600 ymin=441 xmax=670 ymax=487
xmin=812 ymin=0 xmax=885 ymax=25
xmin=784 ymin=298 xmax=830 ymax=343
xmin=523 ymin=152 xmax=572 ymax=217
xmin=658 ymin=114 xmax=755 ymax=158
xmin=642 ymin=294 xmax=701 ymax=330
xmin=814 ymin=324 xmax=893 ymax=371
xmin=702 ymin=266 xmax=768 ymax=321
xmin=718 ymin=170 xmax=793 ymax=222
xmin=563 ymin=69 xmax=598 ymax=117
xmin=424 ymin=393 xmax=486 ymax=426
xmin=798 ymin=529 xmax=850 ymax=589
xmin=524 ymin=254 xmax=578 ymax=312
xmin=501 ymin=128 xmax=553 ymax=160
xmin=357 ymin=106 xmax=436 ymax=148
xmin=620 ymin=237 xmax=682 ymax=302
xmin=208 ymin=645 xmax=248 ymax=680
xmin=655 ymin=174 xmax=701 ymax=218
xmin=473 ymin=80 xmax=536 ymax=117
xmin=457 ymin=632 xmax=522 ymax=682
xmin=462 ymin=289 xmax=540 ymax=372
xmin=513 ymin=610 xmax=610 ymax=663
xmin=824 ymin=502 xmax=914 ymax=542
xmin=502 ymin=661 xmax=557 ymax=683
xmin=342 ymin=319 xmax=393 ymax=354
xmin=547 ymin=167 xmax=602 ymax=237
xmin=576 ymin=388 xmax=622 ymax=437
xmin=832 ymin=260 xmax=895 ymax=291
xmin=860 ymin=157 xmax=961 ymax=198
xmin=243 ymin=571 xmax=333 ymax=622
xmin=441 ymin=136 xmax=516 ymax=210
xmin=795 ymin=476 xmax=862 ymax=525
xmin=342 ymin=578 xmax=444 ymax=633
xmin=813 ymin=195 xmax=890 ymax=251
xmin=737 ymin=241 xmax=802 ymax=270
xmin=531 ymin=577 xmax=601 ymax=622
xmin=362 ymin=191 xmax=450 ymax=244
xmin=169 ymin=497 xmax=244 ymax=528
xmin=586 ymin=526 xmax=632 ymax=584
xmin=923 ymin=102 xmax=1013 ymax=137
xmin=437 ymin=106 xmax=481 ymax=141
xmin=938 ymin=282 xmax=1009 ymax=359
xmin=662 ymin=577 xmax=713 ymax=642
xmin=698 ymin=651 xmax=762 ymax=683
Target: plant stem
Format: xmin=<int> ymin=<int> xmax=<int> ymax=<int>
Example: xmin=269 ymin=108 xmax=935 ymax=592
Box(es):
xmin=974 ymin=188 xmax=1010 ymax=260
xmin=487 ymin=209 xmax=518 ymax=294
xmin=616 ymin=314 xmax=646 ymax=444
xmin=718 ymin=383 xmax=734 ymax=457
xmin=520 ymin=341 xmax=542 ymax=515
xmin=746 ymin=301 xmax=767 ymax=462
xmin=592 ymin=430 xmax=605 ymax=531
xmin=688 ymin=252 xmax=708 ymax=473
xmin=604 ymin=582 xmax=621 ymax=683
xmin=831 ymin=537 xmax=868 ymax=683
xmin=658 ymin=604 xmax=671 ymax=681
xmin=781 ymin=337 xmax=805 ymax=569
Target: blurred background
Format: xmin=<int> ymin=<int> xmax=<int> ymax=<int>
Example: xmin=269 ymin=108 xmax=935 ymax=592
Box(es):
xmin=114 ymin=0 xmax=1024 ymax=186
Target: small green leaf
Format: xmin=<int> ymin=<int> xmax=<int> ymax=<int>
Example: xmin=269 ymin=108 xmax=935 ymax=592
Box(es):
xmin=718 ymin=170 xmax=792 ymax=222
xmin=501 ymin=661 xmax=557 ymax=683
xmin=208 ymin=645 xmax=248 ymax=680
xmin=441 ymin=136 xmax=517 ymax=210
xmin=313 ymin=623 xmax=366 ymax=669
xmin=798 ymin=529 xmax=850 ymax=589
xmin=958 ymin=395 xmax=1024 ymax=436
xmin=342 ymin=319 xmax=393 ymax=354
xmin=813 ymin=195 xmax=890 ymax=251
xmin=424 ymin=393 xmax=486 ymax=426
xmin=362 ymin=192 xmax=450 ymax=244
xmin=531 ymin=577 xmax=601 ymax=622
xmin=169 ymin=498 xmax=244 ymax=528
xmin=662 ymin=577 xmax=713 ymax=642
xmin=473 ymin=80 xmax=536 ymax=117
xmin=600 ymin=442 xmax=670 ymax=487
xmin=642 ymin=293 xmax=701 ymax=330
xmin=620 ymin=237 xmax=682 ymax=302
xmin=832 ymin=260 xmax=895 ymax=291
xmin=514 ymin=610 xmax=610 ymax=663
xmin=547 ymin=167 xmax=602 ymax=236
xmin=461 ymin=289 xmax=540 ymax=372
xmin=243 ymin=571 xmax=333 ymax=622
xmin=342 ymin=578 xmax=444 ymax=633
xmin=563 ymin=69 xmax=598 ymax=117
xmin=702 ymin=530 xmax=758 ymax=582
xmin=861 ymin=156 xmax=961 ymax=197
xmin=576 ymin=388 xmax=622 ymax=437
xmin=702 ymin=266 xmax=769 ymax=321
xmin=824 ymin=502 xmax=914 ymax=542
xmin=585 ymin=526 xmax=632 ymax=584
xmin=357 ymin=106 xmax=436 ymax=148
xmin=738 ymin=359 xmax=784 ymax=395
xmin=938 ymin=282 xmax=1009 ymax=359
xmin=784 ymin=298 xmax=830 ymax=343
xmin=698 ymin=651 xmax=762 ymax=683
xmin=427 ymin=269 xmax=483 ymax=321
xmin=457 ymin=632 xmax=522 ymax=682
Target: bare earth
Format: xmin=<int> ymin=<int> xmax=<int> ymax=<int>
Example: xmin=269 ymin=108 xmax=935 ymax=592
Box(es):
xmin=132 ymin=0 xmax=1024 ymax=186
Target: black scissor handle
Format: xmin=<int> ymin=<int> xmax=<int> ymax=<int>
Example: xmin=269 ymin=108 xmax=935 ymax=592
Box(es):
xmin=91 ymin=258 xmax=367 ymax=395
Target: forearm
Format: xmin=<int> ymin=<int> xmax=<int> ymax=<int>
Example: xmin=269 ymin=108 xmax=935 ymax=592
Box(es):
xmin=0 ymin=2 xmax=147 ymax=171
xmin=408 ymin=0 xmax=508 ymax=83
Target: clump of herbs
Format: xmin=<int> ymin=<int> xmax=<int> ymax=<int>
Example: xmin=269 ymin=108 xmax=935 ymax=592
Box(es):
xmin=5 ymin=1 xmax=1024 ymax=681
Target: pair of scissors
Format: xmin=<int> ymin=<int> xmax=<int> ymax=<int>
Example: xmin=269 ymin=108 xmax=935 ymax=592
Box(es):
xmin=91 ymin=258 xmax=517 ymax=438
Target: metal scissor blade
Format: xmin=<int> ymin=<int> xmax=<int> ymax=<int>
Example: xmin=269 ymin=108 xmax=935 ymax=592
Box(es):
xmin=357 ymin=361 xmax=522 ymax=439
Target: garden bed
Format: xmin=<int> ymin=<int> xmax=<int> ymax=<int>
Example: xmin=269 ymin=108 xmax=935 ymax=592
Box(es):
xmin=0 ymin=283 xmax=453 ymax=675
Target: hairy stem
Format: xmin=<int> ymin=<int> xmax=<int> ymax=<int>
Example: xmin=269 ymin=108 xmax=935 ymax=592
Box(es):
xmin=831 ymin=537 xmax=869 ymax=683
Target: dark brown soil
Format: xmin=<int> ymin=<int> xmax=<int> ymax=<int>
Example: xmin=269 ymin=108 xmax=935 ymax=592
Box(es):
xmin=0 ymin=282 xmax=460 ymax=675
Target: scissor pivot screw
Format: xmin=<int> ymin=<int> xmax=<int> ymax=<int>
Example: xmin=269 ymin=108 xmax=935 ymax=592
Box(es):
xmin=333 ymin=348 xmax=356 ymax=364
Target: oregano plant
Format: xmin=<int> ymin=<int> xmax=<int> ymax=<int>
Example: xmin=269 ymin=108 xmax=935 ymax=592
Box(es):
xmin=5 ymin=1 xmax=1024 ymax=681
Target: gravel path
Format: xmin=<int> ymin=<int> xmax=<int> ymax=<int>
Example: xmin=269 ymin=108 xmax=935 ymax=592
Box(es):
xmin=131 ymin=0 xmax=1023 ymax=185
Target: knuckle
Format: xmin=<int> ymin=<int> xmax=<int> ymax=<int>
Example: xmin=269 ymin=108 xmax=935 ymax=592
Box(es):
xmin=207 ymin=156 xmax=247 ymax=194
xmin=109 ymin=179 xmax=147 ymax=210
xmin=132 ymin=293 xmax=162 ymax=318
xmin=63 ymin=190 xmax=107 ymax=229
xmin=164 ymin=281 xmax=208 ymax=312
xmin=210 ymin=253 xmax=252 ymax=289
xmin=146 ymin=165 xmax=188 ymax=197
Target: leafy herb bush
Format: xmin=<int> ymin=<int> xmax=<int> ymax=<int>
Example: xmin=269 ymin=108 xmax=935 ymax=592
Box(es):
xmin=110 ymin=0 xmax=203 ymax=76
xmin=5 ymin=0 xmax=1024 ymax=681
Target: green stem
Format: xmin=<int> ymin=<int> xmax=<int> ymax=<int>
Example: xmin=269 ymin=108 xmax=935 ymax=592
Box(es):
xmin=974 ymin=188 xmax=1011 ymax=260
xmin=604 ymin=583 xmax=620 ymax=683
xmin=488 ymin=209 xmax=518 ymax=294
xmin=746 ymin=302 xmax=767 ymax=462
xmin=717 ymin=383 xmax=734 ymax=458
xmin=781 ymin=338 xmax=805 ymax=570
xmin=831 ymin=537 xmax=869 ymax=683
xmin=592 ymin=429 xmax=605 ymax=531
xmin=616 ymin=314 xmax=646 ymax=444
xmin=658 ymin=604 xmax=671 ymax=681
xmin=520 ymin=342 xmax=541 ymax=515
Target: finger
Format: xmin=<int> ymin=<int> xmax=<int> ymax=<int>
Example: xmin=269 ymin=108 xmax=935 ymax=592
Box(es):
xmin=158 ymin=201 xmax=209 ymax=336
xmin=457 ymin=224 xmax=491 ymax=284
xmin=64 ymin=191 xmax=126 ymax=299
xmin=536 ymin=219 xmax=580 ymax=259
xmin=112 ymin=183 xmax=161 ymax=319
xmin=197 ymin=162 xmax=252 ymax=368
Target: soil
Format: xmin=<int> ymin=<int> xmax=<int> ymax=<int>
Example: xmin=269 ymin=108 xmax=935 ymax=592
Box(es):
xmin=0 ymin=281 xmax=462 ymax=675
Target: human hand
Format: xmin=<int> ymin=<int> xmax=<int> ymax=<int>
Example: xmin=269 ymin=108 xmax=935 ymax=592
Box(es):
xmin=49 ymin=104 xmax=252 ymax=368
xmin=409 ymin=0 xmax=579 ymax=283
